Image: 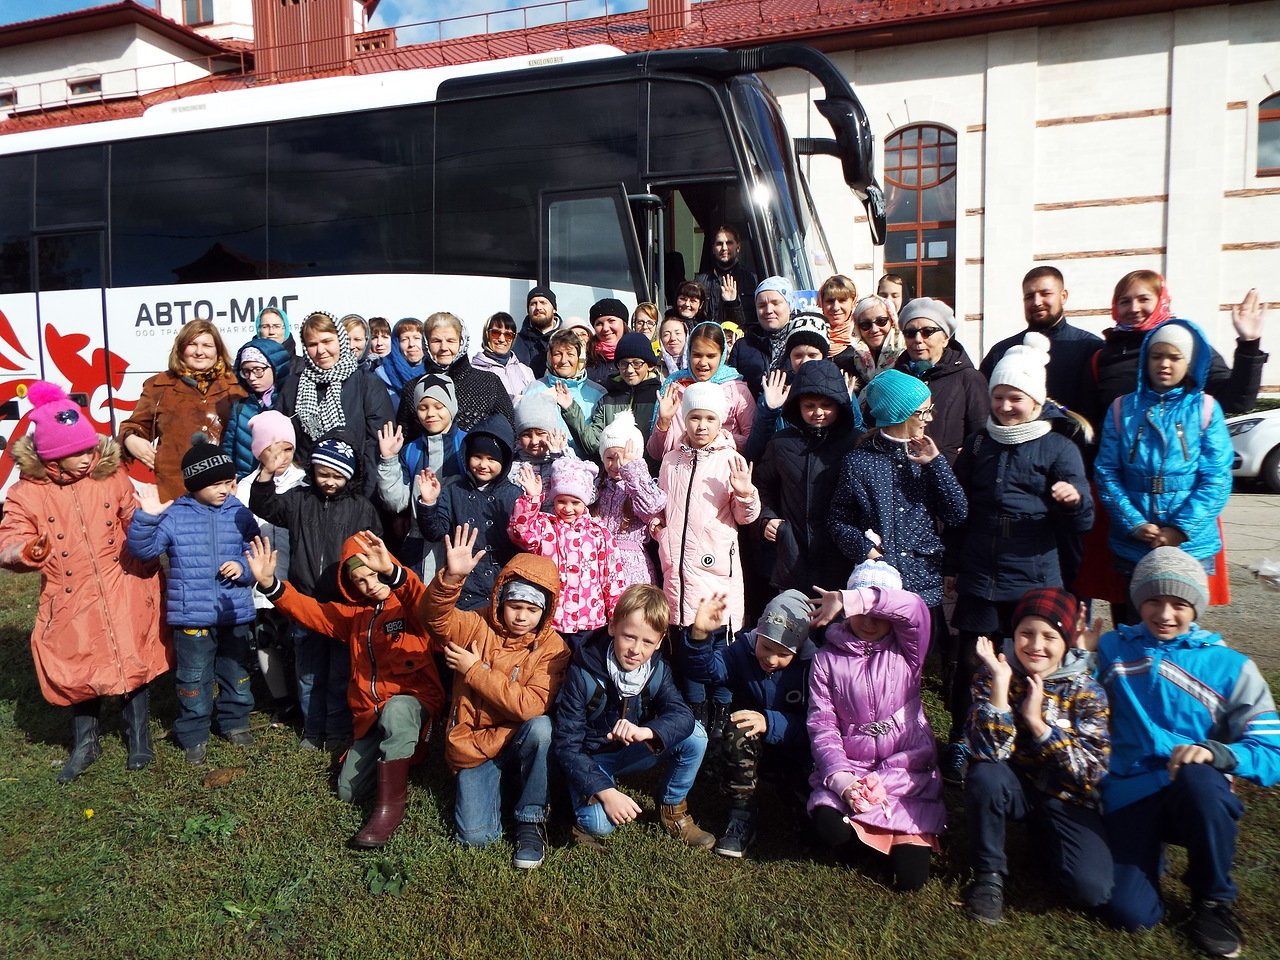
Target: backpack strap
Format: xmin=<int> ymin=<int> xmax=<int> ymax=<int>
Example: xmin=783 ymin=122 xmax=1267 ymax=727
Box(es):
xmin=1201 ymin=393 xmax=1213 ymax=430
xmin=1110 ymin=397 xmax=1122 ymax=434
xmin=580 ymin=659 xmax=667 ymax=724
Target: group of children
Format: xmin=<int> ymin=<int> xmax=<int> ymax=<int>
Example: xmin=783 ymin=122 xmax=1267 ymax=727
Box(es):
xmin=1 ymin=275 xmax=1276 ymax=959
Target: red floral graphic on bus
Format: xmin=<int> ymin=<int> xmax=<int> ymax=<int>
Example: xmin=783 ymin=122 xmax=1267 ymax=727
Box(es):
xmin=0 ymin=310 xmax=138 ymax=493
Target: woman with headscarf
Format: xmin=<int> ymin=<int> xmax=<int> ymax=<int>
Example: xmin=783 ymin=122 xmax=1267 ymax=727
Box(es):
xmin=727 ymin=276 xmax=797 ymax=398
xmin=420 ymin=311 xmax=514 ymax=432
xmin=647 ymin=320 xmax=755 ymax=459
xmin=470 ymin=311 xmax=535 ymax=405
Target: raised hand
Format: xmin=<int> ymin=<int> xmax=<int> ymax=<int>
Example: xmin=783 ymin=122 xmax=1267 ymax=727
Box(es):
xmin=135 ymin=484 xmax=172 ymax=516
xmin=552 ymin=381 xmax=573 ymax=410
xmin=353 ymin=530 xmax=394 ymax=575
xmin=622 ymin=436 xmax=642 ymax=466
xmin=517 ymin=464 xmax=543 ymax=501
xmin=691 ymin=591 xmax=730 ymax=638
xmin=656 ymin=383 xmax=681 ymax=429
xmin=258 ymin=441 xmax=294 ymax=477
xmin=905 ymin=434 xmax=940 ymax=464
xmin=1231 ymin=288 xmax=1264 ymax=341
xmin=1019 ymin=673 xmax=1048 ymax=737
xmin=377 ymin=421 xmax=404 ymax=459
xmin=728 ymin=454 xmax=754 ymax=498
xmin=243 ymin=535 xmax=277 ymax=587
xmin=808 ymin=586 xmax=844 ymax=628
xmin=548 ymin=428 xmax=569 ymax=455
xmin=416 ymin=468 xmax=441 ymax=506
xmin=1073 ymin=606 xmax=1104 ymax=652
xmin=762 ymin=369 xmax=790 ymax=411
xmin=720 ymin=274 xmax=737 ymax=303
xmin=443 ymin=524 xmax=485 ymax=582
xmin=974 ymin=636 xmax=1012 ymax=688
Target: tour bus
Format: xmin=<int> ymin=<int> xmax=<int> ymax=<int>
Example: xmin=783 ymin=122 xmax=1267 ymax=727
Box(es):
xmin=0 ymin=42 xmax=884 ymax=496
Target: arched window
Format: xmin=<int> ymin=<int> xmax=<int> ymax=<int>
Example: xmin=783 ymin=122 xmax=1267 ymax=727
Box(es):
xmin=1260 ymin=93 xmax=1280 ymax=177
xmin=883 ymin=124 xmax=957 ymax=304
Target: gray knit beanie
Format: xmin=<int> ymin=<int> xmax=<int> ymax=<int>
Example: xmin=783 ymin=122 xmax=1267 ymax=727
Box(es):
xmin=1130 ymin=546 xmax=1209 ymax=612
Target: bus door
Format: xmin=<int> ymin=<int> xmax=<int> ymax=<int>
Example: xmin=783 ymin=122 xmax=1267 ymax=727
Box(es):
xmin=32 ymin=229 xmax=117 ymax=431
xmin=541 ymin=186 xmax=649 ymax=320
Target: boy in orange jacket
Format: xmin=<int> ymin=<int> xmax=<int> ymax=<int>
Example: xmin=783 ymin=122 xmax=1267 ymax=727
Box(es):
xmin=421 ymin=524 xmax=571 ymax=870
xmin=245 ymin=530 xmax=444 ymax=849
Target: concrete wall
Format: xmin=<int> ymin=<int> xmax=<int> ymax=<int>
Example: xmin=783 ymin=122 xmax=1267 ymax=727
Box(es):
xmin=771 ymin=1 xmax=1280 ymax=387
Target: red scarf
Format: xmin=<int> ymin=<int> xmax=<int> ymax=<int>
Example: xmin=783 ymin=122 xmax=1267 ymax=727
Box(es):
xmin=1112 ymin=278 xmax=1173 ymax=332
xmin=594 ymin=339 xmax=618 ymax=361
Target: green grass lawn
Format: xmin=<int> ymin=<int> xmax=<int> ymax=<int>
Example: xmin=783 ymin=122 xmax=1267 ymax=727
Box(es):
xmin=1 ymin=570 xmax=1277 ymax=960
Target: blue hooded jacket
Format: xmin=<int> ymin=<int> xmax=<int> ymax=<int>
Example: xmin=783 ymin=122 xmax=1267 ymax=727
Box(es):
xmin=222 ymin=337 xmax=293 ymax=479
xmin=1094 ymin=319 xmax=1233 ymax=564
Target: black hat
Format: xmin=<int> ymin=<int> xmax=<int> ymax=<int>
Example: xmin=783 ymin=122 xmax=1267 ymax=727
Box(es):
xmin=527 ymin=286 xmax=557 ymax=309
xmin=614 ymin=331 xmax=659 ymax=366
xmin=181 ymin=432 xmax=235 ymax=492
xmin=589 ymin=298 xmax=628 ymax=324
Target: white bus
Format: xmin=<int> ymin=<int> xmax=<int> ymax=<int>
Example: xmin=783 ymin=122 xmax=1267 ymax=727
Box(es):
xmin=0 ymin=42 xmax=883 ymax=496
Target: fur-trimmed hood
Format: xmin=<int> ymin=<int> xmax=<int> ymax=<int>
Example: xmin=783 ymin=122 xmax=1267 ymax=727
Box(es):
xmin=10 ymin=434 xmax=120 ymax=483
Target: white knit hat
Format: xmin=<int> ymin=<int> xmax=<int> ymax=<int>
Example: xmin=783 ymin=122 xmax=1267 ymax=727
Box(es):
xmin=989 ymin=331 xmax=1051 ymax=404
xmin=1147 ymin=322 xmax=1196 ymax=365
xmin=599 ymin=409 xmax=644 ymax=453
xmin=680 ymin=381 xmax=729 ymax=423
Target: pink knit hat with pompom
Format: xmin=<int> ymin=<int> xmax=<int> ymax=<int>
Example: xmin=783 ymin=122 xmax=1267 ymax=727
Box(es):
xmin=547 ymin=457 xmax=599 ymax=505
xmin=25 ymin=382 xmax=99 ymax=460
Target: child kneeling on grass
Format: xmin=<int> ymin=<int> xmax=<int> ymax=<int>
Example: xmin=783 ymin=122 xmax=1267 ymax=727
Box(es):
xmin=806 ymin=560 xmax=945 ymax=891
xmin=1096 ymin=546 xmax=1280 ymax=959
xmin=674 ymin=589 xmax=815 ymax=859
xmin=245 ymin=531 xmax=444 ymax=849
xmin=421 ymin=525 xmax=570 ymax=870
xmin=552 ymin=584 xmax=715 ymax=850
xmin=963 ymin=587 xmax=1111 ymax=924
xmin=126 ymin=434 xmax=259 ymax=766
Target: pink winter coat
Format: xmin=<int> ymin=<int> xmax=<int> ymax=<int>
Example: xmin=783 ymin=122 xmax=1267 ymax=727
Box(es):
xmin=595 ymin=458 xmax=667 ymax=588
xmin=508 ymin=495 xmax=625 ymax=634
xmin=657 ymin=431 xmax=760 ymax=629
xmin=807 ymin=585 xmax=945 ymax=837
xmin=0 ymin=436 xmax=170 ymax=706
xmin=645 ymin=377 xmax=755 ymax=459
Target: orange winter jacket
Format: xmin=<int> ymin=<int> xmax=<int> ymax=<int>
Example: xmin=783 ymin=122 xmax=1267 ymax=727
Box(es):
xmin=421 ymin=552 xmax=569 ymax=772
xmin=264 ymin=534 xmax=445 ymax=741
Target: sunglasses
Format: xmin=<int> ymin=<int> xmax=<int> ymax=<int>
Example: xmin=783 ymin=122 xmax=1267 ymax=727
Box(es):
xmin=857 ymin=316 xmax=891 ymax=331
xmin=487 ymin=328 xmax=515 ymax=340
xmin=903 ymin=326 xmax=945 ymax=339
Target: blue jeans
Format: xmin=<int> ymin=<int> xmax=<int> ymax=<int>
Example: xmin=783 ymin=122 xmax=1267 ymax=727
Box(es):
xmin=965 ymin=760 xmax=1112 ymax=907
xmin=172 ymin=623 xmax=254 ymax=748
xmin=1105 ymin=763 xmax=1244 ymax=931
xmin=294 ymin=626 xmax=352 ymax=741
xmin=572 ymin=721 xmax=708 ymax=836
xmin=454 ymin=716 xmax=553 ymax=847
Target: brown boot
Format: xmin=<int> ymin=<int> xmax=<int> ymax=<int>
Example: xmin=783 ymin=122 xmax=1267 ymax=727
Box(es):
xmin=659 ymin=800 xmax=715 ymax=849
xmin=350 ymin=757 xmax=411 ymax=849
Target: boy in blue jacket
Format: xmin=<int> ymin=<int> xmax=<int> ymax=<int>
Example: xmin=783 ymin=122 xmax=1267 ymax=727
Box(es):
xmin=127 ymin=434 xmax=259 ymax=765
xmin=1097 ymin=547 xmax=1280 ymax=958
xmin=674 ymin=588 xmax=814 ymax=858
xmin=553 ymin=584 xmax=714 ymax=849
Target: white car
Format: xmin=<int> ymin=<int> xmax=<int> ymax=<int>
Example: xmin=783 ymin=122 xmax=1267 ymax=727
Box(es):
xmin=1227 ymin=407 xmax=1280 ymax=492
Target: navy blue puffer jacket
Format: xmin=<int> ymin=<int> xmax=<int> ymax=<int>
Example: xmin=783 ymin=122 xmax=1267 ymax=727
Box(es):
xmin=222 ymin=337 xmax=293 ymax=479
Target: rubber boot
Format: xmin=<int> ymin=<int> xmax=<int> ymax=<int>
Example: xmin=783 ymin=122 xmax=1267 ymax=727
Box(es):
xmin=659 ymin=799 xmax=715 ymax=849
xmin=350 ymin=757 xmax=412 ymax=849
xmin=57 ymin=699 xmax=102 ymax=784
xmin=121 ymin=686 xmax=155 ymax=771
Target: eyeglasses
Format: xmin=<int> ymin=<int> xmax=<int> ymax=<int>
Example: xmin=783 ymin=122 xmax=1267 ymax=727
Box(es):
xmin=618 ymin=359 xmax=650 ymax=371
xmin=911 ymin=405 xmax=935 ymax=421
xmin=239 ymin=365 xmax=271 ymax=378
xmin=487 ymin=329 xmax=515 ymax=341
xmin=903 ymin=326 xmax=945 ymax=339
xmin=857 ymin=316 xmax=891 ymax=331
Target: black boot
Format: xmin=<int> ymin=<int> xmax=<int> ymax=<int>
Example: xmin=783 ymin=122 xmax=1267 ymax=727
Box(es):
xmin=58 ymin=699 xmax=102 ymax=784
xmin=121 ymin=686 xmax=155 ymax=771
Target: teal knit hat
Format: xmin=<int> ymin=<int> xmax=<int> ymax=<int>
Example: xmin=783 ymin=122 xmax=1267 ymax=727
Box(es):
xmin=864 ymin=370 xmax=931 ymax=426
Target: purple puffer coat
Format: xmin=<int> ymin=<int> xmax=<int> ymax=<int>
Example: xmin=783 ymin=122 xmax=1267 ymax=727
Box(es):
xmin=807 ymin=585 xmax=945 ymax=837
xmin=595 ymin=459 xmax=666 ymax=588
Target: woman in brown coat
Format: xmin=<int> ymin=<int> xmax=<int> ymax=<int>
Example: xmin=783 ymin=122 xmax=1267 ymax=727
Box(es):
xmin=117 ymin=320 xmax=245 ymax=501
xmin=0 ymin=383 xmax=169 ymax=782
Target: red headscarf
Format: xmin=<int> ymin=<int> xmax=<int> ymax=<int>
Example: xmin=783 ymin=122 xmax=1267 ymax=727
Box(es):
xmin=1112 ymin=276 xmax=1173 ymax=332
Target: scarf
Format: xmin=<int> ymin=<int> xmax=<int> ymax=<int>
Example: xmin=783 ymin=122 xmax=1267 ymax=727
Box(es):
xmin=765 ymin=324 xmax=791 ymax=371
xmin=593 ymin=338 xmax=618 ymax=362
xmin=671 ymin=321 xmax=743 ymax=385
xmin=296 ymin=318 xmax=358 ymax=440
xmin=607 ymin=647 xmax=655 ymax=698
xmin=848 ymin=297 xmax=906 ymax=383
xmin=177 ymin=359 xmax=226 ymax=396
xmin=985 ymin=418 xmax=1051 ymax=445
xmin=828 ymin=316 xmax=854 ymax=354
xmin=1112 ymin=279 xmax=1173 ymax=332
xmin=381 ymin=340 xmax=426 ymax=392
xmin=482 ymin=348 xmax=512 ymax=366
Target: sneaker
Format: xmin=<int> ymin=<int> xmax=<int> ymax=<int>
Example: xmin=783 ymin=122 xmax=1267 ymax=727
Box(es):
xmin=184 ymin=741 xmax=208 ymax=766
xmin=225 ymin=730 xmax=254 ymax=748
xmin=1188 ymin=900 xmax=1243 ymax=958
xmin=714 ymin=811 xmax=756 ymax=859
xmin=298 ymin=736 xmax=323 ymax=752
xmin=941 ymin=741 xmax=971 ymax=785
xmin=965 ymin=872 xmax=1004 ymax=925
xmin=512 ymin=821 xmax=548 ymax=870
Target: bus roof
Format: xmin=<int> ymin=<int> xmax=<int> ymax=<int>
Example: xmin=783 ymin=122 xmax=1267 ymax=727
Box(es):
xmin=0 ymin=44 xmax=623 ymax=156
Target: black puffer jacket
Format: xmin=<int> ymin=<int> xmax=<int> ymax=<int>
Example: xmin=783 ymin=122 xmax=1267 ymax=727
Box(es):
xmin=892 ymin=342 xmax=988 ymax=464
xmin=755 ymin=360 xmax=859 ymax=592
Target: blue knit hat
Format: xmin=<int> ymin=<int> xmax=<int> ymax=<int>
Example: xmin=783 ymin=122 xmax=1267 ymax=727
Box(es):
xmin=846 ymin=560 xmax=903 ymax=592
xmin=311 ymin=438 xmax=356 ymax=479
xmin=754 ymin=276 xmax=795 ymax=311
xmin=863 ymin=370 xmax=932 ymax=426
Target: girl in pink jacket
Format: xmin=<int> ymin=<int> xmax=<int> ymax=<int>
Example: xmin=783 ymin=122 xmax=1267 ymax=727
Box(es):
xmin=508 ymin=457 xmax=624 ymax=649
xmin=806 ymin=560 xmax=945 ymax=891
xmin=656 ymin=381 xmax=760 ymax=724
xmin=594 ymin=411 xmax=666 ymax=588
